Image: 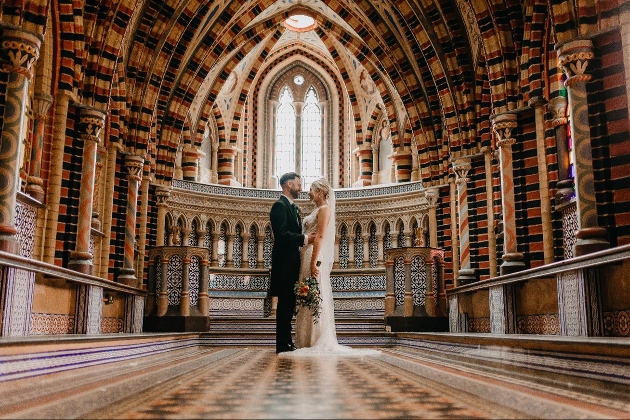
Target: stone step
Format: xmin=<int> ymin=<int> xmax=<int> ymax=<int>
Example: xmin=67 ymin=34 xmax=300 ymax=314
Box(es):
xmin=208 ymin=316 xmax=387 ymax=333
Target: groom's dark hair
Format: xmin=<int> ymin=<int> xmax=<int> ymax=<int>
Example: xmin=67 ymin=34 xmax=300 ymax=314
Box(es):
xmin=279 ymin=172 xmax=300 ymax=187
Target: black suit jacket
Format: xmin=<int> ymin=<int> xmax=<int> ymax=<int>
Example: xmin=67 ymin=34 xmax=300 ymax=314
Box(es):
xmin=269 ymin=195 xmax=304 ymax=296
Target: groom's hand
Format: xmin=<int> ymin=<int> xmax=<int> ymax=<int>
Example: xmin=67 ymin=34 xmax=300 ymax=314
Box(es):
xmin=307 ymin=234 xmax=315 ymax=244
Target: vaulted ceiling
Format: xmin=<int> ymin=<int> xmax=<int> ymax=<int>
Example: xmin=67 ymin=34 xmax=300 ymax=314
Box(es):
xmin=17 ymin=0 xmax=601 ymax=185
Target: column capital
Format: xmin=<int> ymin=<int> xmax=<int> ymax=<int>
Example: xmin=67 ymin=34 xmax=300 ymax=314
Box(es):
xmin=557 ymin=39 xmax=594 ymax=86
xmin=549 ymin=96 xmax=569 ymax=127
xmin=452 ymin=157 xmax=471 ymax=185
xmin=31 ymin=93 xmax=54 ymax=118
xmin=155 ymin=186 xmax=172 ymax=206
xmin=77 ymin=106 xmax=107 ymax=144
xmin=492 ymin=113 xmax=518 ymax=149
xmin=0 ymin=26 xmax=41 ymax=78
xmin=424 ymin=188 xmax=439 ymax=207
xmin=125 ymin=154 xmax=144 ymax=181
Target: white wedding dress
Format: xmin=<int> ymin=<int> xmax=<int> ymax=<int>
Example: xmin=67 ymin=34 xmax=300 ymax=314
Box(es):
xmin=283 ymin=192 xmax=380 ymax=358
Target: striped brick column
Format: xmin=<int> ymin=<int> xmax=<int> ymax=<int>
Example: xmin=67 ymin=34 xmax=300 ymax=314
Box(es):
xmin=354 ymin=145 xmax=373 ymax=186
xmin=217 ymin=145 xmax=240 ymax=186
xmin=25 ymin=93 xmax=53 ymax=203
xmin=453 ymin=157 xmax=476 ymax=284
xmin=181 ymin=146 xmax=203 ymax=181
xmin=0 ymin=28 xmax=41 ymax=253
xmin=549 ymin=96 xmax=574 ymax=205
xmin=118 ymin=154 xmax=144 ymax=287
xmin=557 ymin=40 xmax=609 ymax=256
xmin=68 ymin=107 xmax=106 ymax=274
xmin=391 ymin=149 xmax=412 ymax=182
xmin=482 ymin=147 xmax=498 ymax=277
xmin=492 ymin=113 xmax=526 ymax=275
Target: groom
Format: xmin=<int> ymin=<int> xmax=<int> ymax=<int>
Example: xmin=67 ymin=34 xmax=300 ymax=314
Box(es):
xmin=269 ymin=172 xmax=311 ymax=354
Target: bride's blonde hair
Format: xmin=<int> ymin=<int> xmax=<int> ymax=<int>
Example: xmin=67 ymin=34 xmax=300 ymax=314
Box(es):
xmin=310 ymin=178 xmax=331 ymax=200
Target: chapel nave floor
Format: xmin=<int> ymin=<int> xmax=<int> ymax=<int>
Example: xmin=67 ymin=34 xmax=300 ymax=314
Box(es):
xmin=1 ymin=346 xmax=628 ymax=419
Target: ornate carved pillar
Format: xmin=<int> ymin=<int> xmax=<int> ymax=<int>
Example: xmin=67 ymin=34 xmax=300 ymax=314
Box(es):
xmin=482 ymin=147 xmax=498 ymax=277
xmin=74 ymin=284 xmax=103 ymax=334
xmin=453 ymin=157 xmax=476 ymax=284
xmin=211 ymin=233 xmax=219 ymax=265
xmin=155 ymin=186 xmax=171 ymax=247
xmin=530 ymin=97 xmax=555 ymax=264
xmin=25 ymin=93 xmax=53 ymax=202
xmin=492 ymin=113 xmax=526 ymax=275
xmin=0 ymin=27 xmax=41 ymax=253
xmin=489 ymin=284 xmax=516 ymax=334
xmin=118 ymin=154 xmax=144 ymax=286
xmin=557 ymin=40 xmax=609 ymax=256
xmin=425 ymin=188 xmax=439 ymax=248
xmin=69 ymin=107 xmax=106 ymax=274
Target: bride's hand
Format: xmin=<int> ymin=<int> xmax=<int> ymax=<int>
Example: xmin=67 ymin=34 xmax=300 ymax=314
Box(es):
xmin=311 ymin=261 xmax=320 ymax=278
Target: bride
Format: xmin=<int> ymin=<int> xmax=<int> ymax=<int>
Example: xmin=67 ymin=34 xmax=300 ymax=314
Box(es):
xmin=286 ymin=178 xmax=379 ymax=357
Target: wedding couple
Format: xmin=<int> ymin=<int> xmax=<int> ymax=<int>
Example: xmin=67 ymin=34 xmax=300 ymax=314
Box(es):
xmin=269 ymin=172 xmax=379 ymax=357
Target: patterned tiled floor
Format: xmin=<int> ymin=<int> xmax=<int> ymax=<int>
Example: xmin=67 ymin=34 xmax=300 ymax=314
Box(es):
xmin=2 ymin=346 xmax=629 ymax=419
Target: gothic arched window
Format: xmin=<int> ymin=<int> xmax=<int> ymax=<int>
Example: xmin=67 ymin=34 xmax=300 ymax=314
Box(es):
xmin=275 ymin=87 xmax=296 ymax=177
xmin=301 ymin=87 xmax=322 ymax=187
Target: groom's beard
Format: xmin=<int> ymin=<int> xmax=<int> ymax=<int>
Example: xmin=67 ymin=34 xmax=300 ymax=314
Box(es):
xmin=290 ymin=187 xmax=300 ymax=199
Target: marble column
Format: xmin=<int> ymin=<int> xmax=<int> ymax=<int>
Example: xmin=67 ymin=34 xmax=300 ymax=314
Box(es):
xmin=449 ymin=180 xmax=460 ymax=278
xmin=69 ymin=107 xmax=106 ymax=274
xmin=492 ymin=113 xmax=526 ymax=275
xmin=97 ymin=141 xmax=122 ymax=279
xmin=25 ymin=93 xmax=53 ymax=203
xmin=118 ymin=154 xmax=144 ymax=286
xmin=453 ymin=157 xmax=476 ymax=284
xmin=371 ymin=143 xmax=379 ymax=184
xmin=0 ymin=27 xmax=41 ymax=253
xmin=557 ymin=40 xmax=609 ymax=256
xmin=210 ymin=137 xmax=219 ymax=184
xmin=425 ymin=188 xmax=439 ymax=248
xmin=155 ymin=186 xmax=171 ymax=247
xmin=376 ymin=233 xmax=384 ymax=267
xmin=482 ymin=147 xmax=498 ymax=277
xmin=530 ymin=97 xmax=555 ymax=264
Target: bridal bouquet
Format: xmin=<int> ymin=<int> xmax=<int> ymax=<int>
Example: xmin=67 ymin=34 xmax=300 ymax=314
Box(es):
xmin=294 ymin=276 xmax=322 ymax=322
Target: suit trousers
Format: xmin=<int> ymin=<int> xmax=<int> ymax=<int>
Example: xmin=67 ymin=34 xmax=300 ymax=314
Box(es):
xmin=276 ymin=285 xmax=296 ymax=346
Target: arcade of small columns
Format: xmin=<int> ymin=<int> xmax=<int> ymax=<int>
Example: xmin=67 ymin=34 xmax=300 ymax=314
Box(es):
xmin=0 ymin=26 xmax=609 ymax=297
